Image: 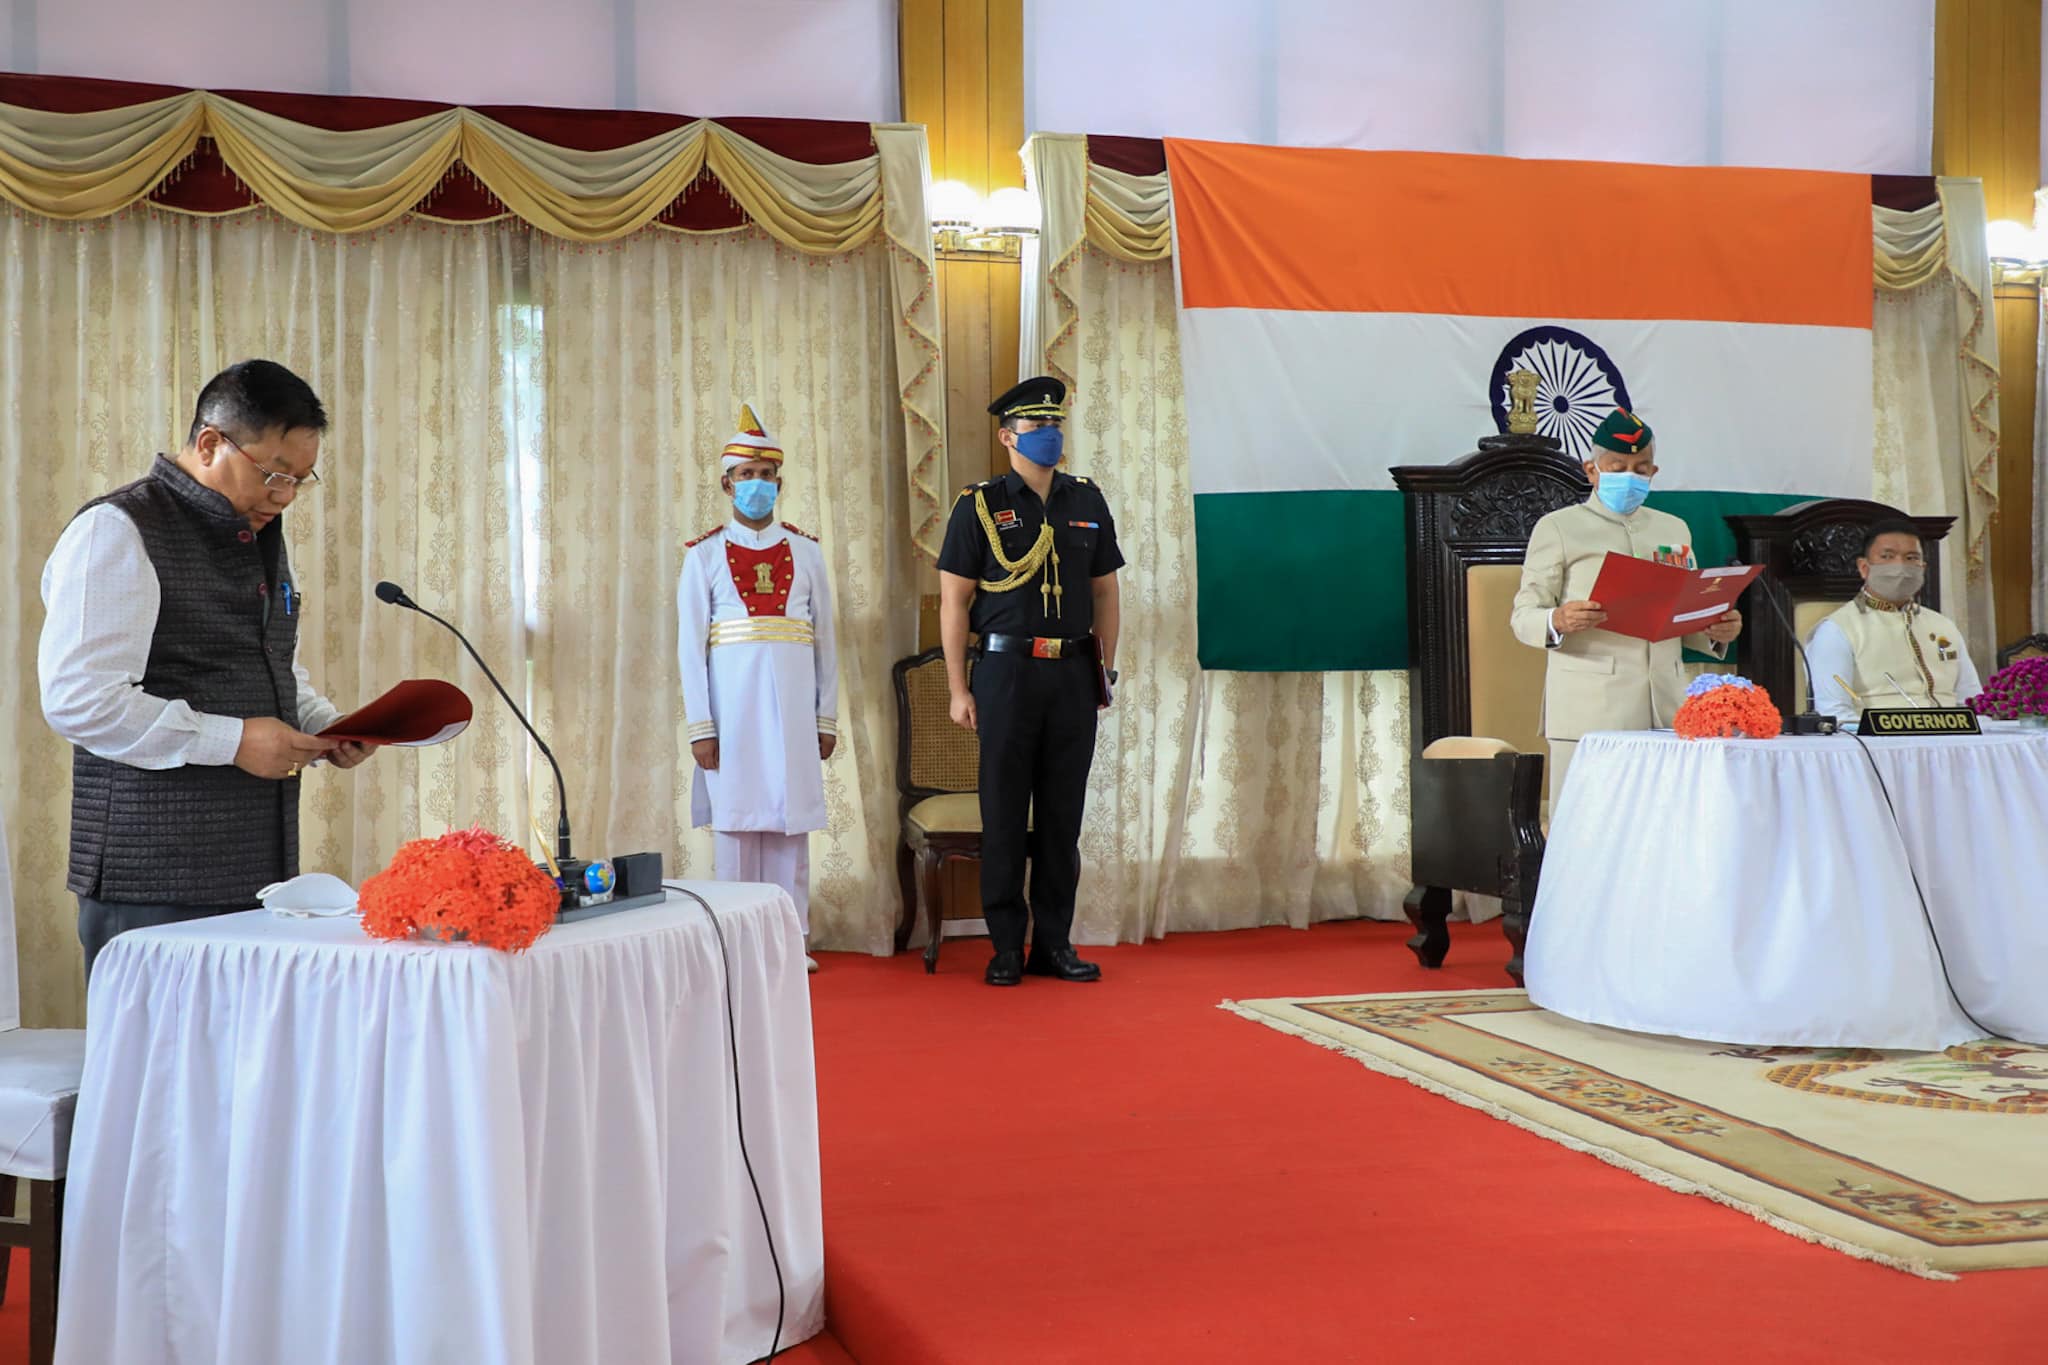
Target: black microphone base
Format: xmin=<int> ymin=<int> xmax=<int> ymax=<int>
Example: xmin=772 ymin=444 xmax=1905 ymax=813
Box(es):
xmin=544 ymin=851 xmax=669 ymax=921
xmin=1789 ymin=712 xmax=1839 ymax=735
xmin=557 ymin=890 xmax=666 ymax=924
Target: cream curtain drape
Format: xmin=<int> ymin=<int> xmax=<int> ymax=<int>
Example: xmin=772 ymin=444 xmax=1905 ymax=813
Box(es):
xmin=1872 ymin=180 xmax=2001 ymax=668
xmin=0 ymin=95 xmax=947 ymax=561
xmin=0 ymin=208 xmax=915 ymax=1027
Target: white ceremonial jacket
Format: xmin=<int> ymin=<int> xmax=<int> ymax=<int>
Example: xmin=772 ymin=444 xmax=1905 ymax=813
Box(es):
xmin=1808 ymin=596 xmax=1980 ymax=724
xmin=676 ymin=519 xmax=838 ymax=834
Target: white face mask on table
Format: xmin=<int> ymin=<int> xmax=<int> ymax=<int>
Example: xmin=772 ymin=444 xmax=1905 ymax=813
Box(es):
xmin=257 ymin=873 xmax=359 ymax=918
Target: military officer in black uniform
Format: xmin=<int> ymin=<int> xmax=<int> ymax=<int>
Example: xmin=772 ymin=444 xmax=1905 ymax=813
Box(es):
xmin=937 ymin=376 xmax=1123 ymax=986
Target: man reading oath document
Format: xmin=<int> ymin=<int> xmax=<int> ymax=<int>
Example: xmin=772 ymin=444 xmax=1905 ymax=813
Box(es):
xmin=1510 ymin=408 xmax=1743 ymax=805
xmin=39 ymin=360 xmax=373 ymax=979
xmin=677 ymin=404 xmax=838 ymax=973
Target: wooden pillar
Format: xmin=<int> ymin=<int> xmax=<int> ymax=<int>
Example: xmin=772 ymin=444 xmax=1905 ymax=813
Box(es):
xmin=1935 ymin=0 xmax=2042 ymax=641
xmin=901 ymin=0 xmax=1025 ymax=925
xmin=901 ymin=0 xmax=1026 ymax=491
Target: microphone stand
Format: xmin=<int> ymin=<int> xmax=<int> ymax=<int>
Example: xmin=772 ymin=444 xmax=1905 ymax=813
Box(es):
xmin=1749 ymin=569 xmax=1838 ymax=735
xmin=1881 ymin=671 xmax=1927 ymax=708
xmin=377 ymin=584 xmax=573 ymax=864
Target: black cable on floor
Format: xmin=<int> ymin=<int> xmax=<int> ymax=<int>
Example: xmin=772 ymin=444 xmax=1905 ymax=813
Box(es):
xmin=664 ymin=881 xmax=787 ymax=1364
xmin=1836 ymin=732 xmax=2000 ymax=1041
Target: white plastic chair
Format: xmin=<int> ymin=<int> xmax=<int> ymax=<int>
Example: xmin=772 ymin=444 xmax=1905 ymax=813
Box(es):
xmin=0 ymin=817 xmax=86 ymax=1365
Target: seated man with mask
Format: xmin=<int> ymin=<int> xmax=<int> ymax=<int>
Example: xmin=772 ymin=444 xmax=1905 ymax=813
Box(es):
xmin=1511 ymin=407 xmax=1742 ymax=806
xmin=1807 ymin=519 xmax=1980 ymax=724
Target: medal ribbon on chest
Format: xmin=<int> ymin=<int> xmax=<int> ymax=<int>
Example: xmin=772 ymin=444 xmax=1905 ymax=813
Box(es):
xmin=725 ymin=541 xmax=796 ymax=616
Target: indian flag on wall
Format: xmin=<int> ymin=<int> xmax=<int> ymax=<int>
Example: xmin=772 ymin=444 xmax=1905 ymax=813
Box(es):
xmin=1164 ymin=139 xmax=1875 ymax=671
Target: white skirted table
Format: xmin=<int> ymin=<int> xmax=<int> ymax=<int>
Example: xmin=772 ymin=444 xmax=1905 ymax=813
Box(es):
xmin=1526 ymin=727 xmax=2048 ymax=1051
xmin=55 ymin=885 xmax=823 ymax=1365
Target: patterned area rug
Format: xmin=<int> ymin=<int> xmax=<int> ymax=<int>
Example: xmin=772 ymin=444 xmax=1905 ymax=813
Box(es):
xmin=1225 ymin=990 xmax=2048 ymax=1277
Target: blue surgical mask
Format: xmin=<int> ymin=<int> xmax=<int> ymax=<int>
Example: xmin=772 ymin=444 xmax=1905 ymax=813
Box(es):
xmin=1596 ymin=471 xmax=1652 ymax=516
xmin=1014 ymin=427 xmax=1064 ymax=467
xmin=733 ymin=478 xmax=779 ymax=520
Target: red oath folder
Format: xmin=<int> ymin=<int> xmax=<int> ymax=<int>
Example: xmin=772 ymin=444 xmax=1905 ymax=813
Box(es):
xmin=318 ymin=679 xmax=474 ymax=747
xmin=1585 ymin=553 xmax=1763 ymax=643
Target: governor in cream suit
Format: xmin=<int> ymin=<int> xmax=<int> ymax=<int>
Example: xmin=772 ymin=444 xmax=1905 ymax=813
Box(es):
xmin=1807 ymin=518 xmax=1980 ymax=723
xmin=1510 ymin=409 xmax=1743 ymax=805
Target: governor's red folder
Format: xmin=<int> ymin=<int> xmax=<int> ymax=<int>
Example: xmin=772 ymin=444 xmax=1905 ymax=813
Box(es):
xmin=318 ymin=680 xmax=473 ymax=747
xmin=1586 ymin=554 xmax=1763 ymax=643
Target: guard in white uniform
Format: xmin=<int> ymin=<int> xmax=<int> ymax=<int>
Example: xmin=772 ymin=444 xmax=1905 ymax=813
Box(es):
xmin=677 ymin=404 xmax=838 ymax=971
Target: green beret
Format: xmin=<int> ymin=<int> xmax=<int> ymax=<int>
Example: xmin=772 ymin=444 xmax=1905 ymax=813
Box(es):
xmin=1591 ymin=408 xmax=1652 ymax=454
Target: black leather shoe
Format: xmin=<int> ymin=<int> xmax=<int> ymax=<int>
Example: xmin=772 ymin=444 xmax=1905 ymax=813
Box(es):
xmin=985 ymin=950 xmax=1024 ymax=986
xmin=1024 ymin=947 xmax=1101 ymax=981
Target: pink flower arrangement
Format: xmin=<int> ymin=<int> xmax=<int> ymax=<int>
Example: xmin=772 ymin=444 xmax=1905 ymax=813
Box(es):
xmin=1967 ymin=656 xmax=2048 ymax=720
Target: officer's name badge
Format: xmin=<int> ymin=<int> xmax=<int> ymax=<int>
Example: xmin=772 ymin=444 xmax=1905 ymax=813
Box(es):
xmin=994 ymin=509 xmax=1020 ymax=529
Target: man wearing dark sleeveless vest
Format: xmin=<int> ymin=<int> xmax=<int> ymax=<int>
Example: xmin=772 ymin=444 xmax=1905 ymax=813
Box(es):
xmin=39 ymin=360 xmax=375 ymax=980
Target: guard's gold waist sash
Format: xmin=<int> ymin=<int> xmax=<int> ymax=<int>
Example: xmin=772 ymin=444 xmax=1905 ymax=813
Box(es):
xmin=709 ymin=616 xmax=814 ymax=648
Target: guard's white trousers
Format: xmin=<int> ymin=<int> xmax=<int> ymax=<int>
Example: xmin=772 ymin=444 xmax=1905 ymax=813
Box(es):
xmin=713 ymin=831 xmax=811 ymax=937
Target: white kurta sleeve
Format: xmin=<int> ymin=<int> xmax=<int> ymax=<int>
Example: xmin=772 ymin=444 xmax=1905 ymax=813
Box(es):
xmin=677 ymin=544 xmax=717 ymax=742
xmin=1805 ymin=619 xmax=1860 ymax=723
xmin=294 ymin=654 xmax=342 ymax=736
xmin=808 ymin=543 xmax=839 ymax=737
xmin=38 ymin=504 xmax=247 ymax=769
xmin=1957 ymin=643 xmax=1984 ymax=703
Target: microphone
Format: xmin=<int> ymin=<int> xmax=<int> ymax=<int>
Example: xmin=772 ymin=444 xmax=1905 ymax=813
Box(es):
xmin=1881 ymin=671 xmax=1926 ymax=708
xmin=374 ymin=579 xmax=574 ymax=864
xmin=1748 ymin=568 xmax=1837 ymax=735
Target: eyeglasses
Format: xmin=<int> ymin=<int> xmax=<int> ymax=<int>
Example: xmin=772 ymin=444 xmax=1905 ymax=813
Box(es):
xmin=218 ymin=431 xmax=322 ymax=491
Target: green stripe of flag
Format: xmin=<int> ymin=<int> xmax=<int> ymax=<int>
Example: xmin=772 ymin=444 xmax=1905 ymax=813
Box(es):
xmin=1192 ymin=488 xmax=1815 ymax=672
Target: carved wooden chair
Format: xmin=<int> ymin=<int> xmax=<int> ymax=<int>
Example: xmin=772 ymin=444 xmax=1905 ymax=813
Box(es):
xmin=1724 ymin=500 xmax=1954 ymax=718
xmin=1999 ymin=634 xmax=2048 ymax=669
xmin=1389 ymin=434 xmax=1577 ymax=984
xmin=894 ymin=648 xmax=984 ymax=973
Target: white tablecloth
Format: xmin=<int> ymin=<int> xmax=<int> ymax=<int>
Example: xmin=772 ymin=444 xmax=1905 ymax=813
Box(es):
xmin=1526 ymin=727 xmax=2048 ymax=1050
xmin=56 ymin=885 xmax=823 ymax=1365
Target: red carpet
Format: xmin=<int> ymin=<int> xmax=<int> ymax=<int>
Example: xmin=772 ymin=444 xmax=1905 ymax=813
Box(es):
xmin=812 ymin=921 xmax=2042 ymax=1365
xmin=6 ymin=923 xmax=2029 ymax=1364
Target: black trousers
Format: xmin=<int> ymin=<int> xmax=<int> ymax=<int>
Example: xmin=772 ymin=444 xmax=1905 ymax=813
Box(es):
xmin=971 ymin=650 xmax=1099 ymax=957
xmin=78 ymin=896 xmax=239 ymax=982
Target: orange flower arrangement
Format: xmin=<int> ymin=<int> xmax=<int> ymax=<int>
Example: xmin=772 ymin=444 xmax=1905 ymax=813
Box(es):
xmin=1673 ymin=675 xmax=1783 ymax=741
xmin=359 ymin=827 xmax=559 ymax=951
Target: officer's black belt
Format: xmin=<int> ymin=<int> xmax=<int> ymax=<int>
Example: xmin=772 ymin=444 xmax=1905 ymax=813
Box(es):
xmin=980 ymin=633 xmax=1095 ymax=660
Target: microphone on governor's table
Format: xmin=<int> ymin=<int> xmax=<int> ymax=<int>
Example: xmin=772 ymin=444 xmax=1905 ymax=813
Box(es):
xmin=1880 ymin=671 xmax=1927 ymax=708
xmin=1746 ymin=567 xmax=1838 ymax=735
xmin=373 ymin=580 xmax=666 ymax=916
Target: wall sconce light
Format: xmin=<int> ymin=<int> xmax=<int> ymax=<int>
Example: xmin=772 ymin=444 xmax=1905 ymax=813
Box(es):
xmin=931 ymin=180 xmax=1040 ymax=261
xmin=1987 ymin=218 xmax=2048 ymax=285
